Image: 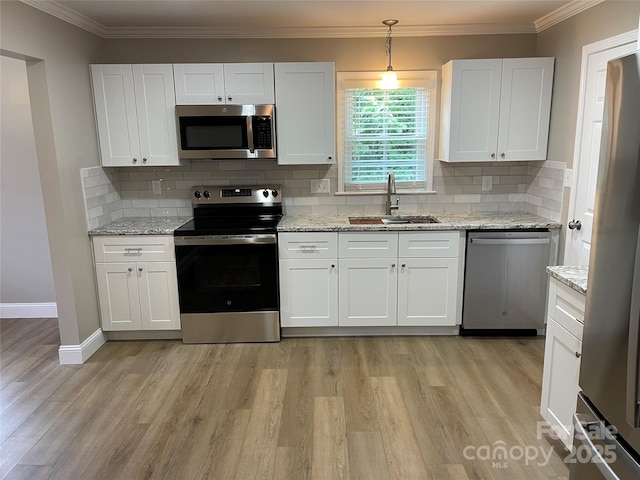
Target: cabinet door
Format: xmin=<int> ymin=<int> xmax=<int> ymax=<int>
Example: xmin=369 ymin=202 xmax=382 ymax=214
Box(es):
xmin=540 ymin=317 xmax=582 ymax=449
xmin=95 ymin=262 xmax=142 ymax=331
xmin=339 ymin=258 xmax=397 ymax=326
xmin=397 ymin=257 xmax=458 ymax=326
xmin=274 ymin=62 xmax=335 ymax=165
xmin=279 ymin=259 xmax=338 ymax=327
xmin=223 ymin=63 xmax=275 ymax=104
xmin=136 ymin=262 xmax=181 ymax=330
xmin=90 ymin=64 xmax=141 ymax=166
xmin=497 ymin=58 xmax=554 ymax=161
xmin=440 ymin=59 xmax=502 ymax=162
xmin=173 ymin=64 xmax=225 ymax=104
xmin=132 ymin=64 xmax=179 ymax=166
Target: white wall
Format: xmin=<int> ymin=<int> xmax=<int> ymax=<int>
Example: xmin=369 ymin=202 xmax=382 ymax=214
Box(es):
xmin=0 ymin=55 xmax=56 ymax=307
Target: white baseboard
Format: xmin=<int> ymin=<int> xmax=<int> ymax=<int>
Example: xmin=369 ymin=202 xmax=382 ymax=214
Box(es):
xmin=0 ymin=302 xmax=58 ymax=318
xmin=58 ymin=328 xmax=106 ymax=365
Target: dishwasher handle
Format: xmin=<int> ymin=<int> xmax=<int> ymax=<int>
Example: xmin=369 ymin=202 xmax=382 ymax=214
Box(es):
xmin=470 ymin=238 xmax=550 ymax=246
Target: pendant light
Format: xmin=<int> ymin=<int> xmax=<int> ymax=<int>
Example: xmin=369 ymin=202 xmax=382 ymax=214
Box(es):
xmin=380 ymin=19 xmax=399 ymax=89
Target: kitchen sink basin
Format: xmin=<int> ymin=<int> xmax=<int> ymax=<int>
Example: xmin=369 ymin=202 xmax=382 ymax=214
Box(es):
xmin=348 ymin=215 xmax=440 ymax=225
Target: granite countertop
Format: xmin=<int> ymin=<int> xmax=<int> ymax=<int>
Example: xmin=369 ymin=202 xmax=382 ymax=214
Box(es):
xmin=277 ymin=211 xmax=562 ymax=232
xmin=88 ymin=216 xmax=192 ymax=236
xmin=546 ymin=265 xmax=588 ymax=295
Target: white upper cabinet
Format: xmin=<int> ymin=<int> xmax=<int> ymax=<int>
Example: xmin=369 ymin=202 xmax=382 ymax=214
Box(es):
xmin=91 ymin=64 xmax=179 ymax=167
xmin=439 ymin=57 xmax=554 ymax=162
xmin=274 ymin=62 xmax=335 ymax=165
xmin=173 ymin=63 xmax=275 ymax=105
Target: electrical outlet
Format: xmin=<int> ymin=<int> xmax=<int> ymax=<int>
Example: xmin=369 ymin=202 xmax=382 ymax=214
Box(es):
xmin=152 ymin=180 xmax=162 ymax=195
xmin=481 ymin=176 xmax=493 ymax=191
xmin=564 ymin=168 xmax=574 ymax=188
xmin=310 ymin=179 xmax=330 ymax=194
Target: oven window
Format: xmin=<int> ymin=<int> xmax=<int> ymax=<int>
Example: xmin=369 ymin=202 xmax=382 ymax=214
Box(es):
xmin=175 ymin=243 xmax=278 ymax=313
xmin=179 ymin=116 xmax=248 ymax=150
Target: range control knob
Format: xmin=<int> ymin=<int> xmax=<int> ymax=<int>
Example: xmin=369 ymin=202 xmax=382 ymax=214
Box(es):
xmin=194 ymin=190 xmax=201 ymax=199
xmin=271 ymin=189 xmax=279 ymax=198
xmin=262 ymin=189 xmax=269 ymax=198
xmin=203 ymin=190 xmax=210 ymax=199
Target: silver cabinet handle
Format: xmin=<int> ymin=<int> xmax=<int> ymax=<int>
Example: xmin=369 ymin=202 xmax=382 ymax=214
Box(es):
xmin=491 ymin=153 xmax=496 ymax=159
xmin=568 ymin=219 xmax=582 ymax=230
xmin=299 ymin=245 xmax=317 ymax=252
xmin=127 ymin=267 xmax=133 ymax=272
xmin=500 ymin=153 xmax=506 ymax=159
xmin=124 ymin=247 xmax=143 ymax=254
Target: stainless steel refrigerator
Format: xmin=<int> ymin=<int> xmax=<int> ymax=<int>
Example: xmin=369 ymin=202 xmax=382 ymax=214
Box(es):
xmin=569 ymin=52 xmax=640 ymax=479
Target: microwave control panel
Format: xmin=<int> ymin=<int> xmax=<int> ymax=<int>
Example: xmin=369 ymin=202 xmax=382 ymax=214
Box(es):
xmin=253 ymin=116 xmax=273 ymax=150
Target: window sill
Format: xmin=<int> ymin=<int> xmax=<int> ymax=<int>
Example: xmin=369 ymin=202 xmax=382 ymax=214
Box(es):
xmin=335 ymin=190 xmax=437 ymax=196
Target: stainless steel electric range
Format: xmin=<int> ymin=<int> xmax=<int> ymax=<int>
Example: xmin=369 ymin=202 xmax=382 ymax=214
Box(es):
xmin=174 ymin=185 xmax=283 ymax=343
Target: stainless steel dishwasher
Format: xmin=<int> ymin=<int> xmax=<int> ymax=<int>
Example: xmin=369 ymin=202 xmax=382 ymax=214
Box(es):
xmin=462 ymin=230 xmax=551 ymax=335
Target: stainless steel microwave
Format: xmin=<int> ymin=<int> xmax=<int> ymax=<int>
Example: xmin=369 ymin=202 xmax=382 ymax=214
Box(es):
xmin=175 ymin=104 xmax=276 ymax=159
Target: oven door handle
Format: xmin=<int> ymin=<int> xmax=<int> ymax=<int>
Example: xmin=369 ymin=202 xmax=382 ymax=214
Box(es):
xmin=175 ymin=234 xmax=277 ymax=246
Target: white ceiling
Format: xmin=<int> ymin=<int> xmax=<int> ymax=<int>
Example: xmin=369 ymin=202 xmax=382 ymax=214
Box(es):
xmin=20 ymin=0 xmax=605 ymax=38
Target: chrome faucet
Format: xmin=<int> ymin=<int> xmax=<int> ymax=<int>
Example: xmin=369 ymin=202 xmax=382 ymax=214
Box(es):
xmin=385 ymin=172 xmax=399 ymax=215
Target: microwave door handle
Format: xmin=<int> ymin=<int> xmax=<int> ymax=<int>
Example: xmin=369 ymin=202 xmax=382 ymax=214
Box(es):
xmin=626 ymin=225 xmax=640 ymax=428
xmin=247 ymin=116 xmax=255 ymax=154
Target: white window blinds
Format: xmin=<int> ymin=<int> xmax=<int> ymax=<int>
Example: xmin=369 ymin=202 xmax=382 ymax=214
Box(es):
xmin=338 ymin=71 xmax=436 ymax=193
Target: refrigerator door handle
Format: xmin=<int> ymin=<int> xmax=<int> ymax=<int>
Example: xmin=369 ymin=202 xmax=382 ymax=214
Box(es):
xmin=573 ymin=414 xmax=620 ymax=480
xmin=626 ymin=226 xmax=640 ymax=428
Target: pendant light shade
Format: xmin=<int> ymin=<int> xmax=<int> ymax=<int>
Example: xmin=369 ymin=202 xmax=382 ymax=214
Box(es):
xmin=380 ymin=19 xmax=399 ymax=89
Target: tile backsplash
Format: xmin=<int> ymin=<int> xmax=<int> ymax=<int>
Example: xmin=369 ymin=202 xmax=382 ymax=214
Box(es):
xmin=81 ymin=158 xmax=565 ymax=229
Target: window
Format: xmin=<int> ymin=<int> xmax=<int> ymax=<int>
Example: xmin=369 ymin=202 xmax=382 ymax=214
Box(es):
xmin=338 ymin=71 xmax=437 ymax=193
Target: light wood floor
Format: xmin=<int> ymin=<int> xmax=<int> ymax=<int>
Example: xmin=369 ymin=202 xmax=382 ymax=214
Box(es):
xmin=1 ymin=318 xmax=570 ymax=480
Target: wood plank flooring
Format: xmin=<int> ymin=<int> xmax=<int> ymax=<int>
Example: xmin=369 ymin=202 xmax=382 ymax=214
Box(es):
xmin=1 ymin=318 xmax=570 ymax=479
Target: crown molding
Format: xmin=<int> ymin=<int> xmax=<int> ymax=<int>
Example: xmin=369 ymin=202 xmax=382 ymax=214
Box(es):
xmin=534 ymin=0 xmax=606 ymax=32
xmin=20 ymin=0 xmax=603 ymax=39
xmin=100 ymin=23 xmax=536 ymax=39
xmin=20 ymin=0 xmax=106 ymax=36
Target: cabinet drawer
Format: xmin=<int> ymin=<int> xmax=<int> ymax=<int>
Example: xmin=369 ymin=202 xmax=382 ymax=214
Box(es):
xmin=278 ymin=232 xmax=337 ymax=259
xmin=398 ymin=231 xmax=460 ymax=258
xmin=552 ymin=281 xmax=585 ymax=340
xmin=339 ymin=232 xmax=398 ymax=258
xmin=92 ymin=235 xmax=175 ymax=263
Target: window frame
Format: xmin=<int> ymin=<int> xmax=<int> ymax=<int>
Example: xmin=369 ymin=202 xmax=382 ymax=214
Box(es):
xmin=337 ymin=70 xmax=438 ymax=194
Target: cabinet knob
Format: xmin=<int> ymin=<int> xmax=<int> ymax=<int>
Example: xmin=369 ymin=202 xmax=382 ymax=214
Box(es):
xmin=391 ymin=263 xmax=396 ymax=268
xmin=227 ymin=95 xmax=232 ymax=101
xmin=142 ymin=157 xmax=147 ymax=164
xmin=568 ymin=219 xmax=582 ymax=231
xmin=138 ymin=267 xmax=143 ymax=272
xmin=132 ymin=158 xmax=138 ymax=163
xmin=331 ymin=264 xmax=335 ymax=268
xmin=575 ymin=351 xmax=582 ymax=358
xmin=217 ymin=96 xmax=222 ymax=102
xmin=402 ymin=264 xmax=406 ymax=268
xmin=491 ymin=153 xmax=496 ymax=159
xmin=500 ymin=153 xmax=506 ymax=159
xmin=128 ymin=267 xmax=133 ymax=272
xmin=328 ymin=156 xmax=333 ymax=161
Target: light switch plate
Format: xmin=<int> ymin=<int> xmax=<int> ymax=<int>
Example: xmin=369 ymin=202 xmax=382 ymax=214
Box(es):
xmin=152 ymin=180 xmax=162 ymax=195
xmin=310 ymin=179 xmax=330 ymax=194
xmin=481 ymin=176 xmax=493 ymax=191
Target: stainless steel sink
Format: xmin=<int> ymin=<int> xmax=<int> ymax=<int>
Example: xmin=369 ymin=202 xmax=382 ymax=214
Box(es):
xmin=348 ymin=215 xmax=440 ymax=225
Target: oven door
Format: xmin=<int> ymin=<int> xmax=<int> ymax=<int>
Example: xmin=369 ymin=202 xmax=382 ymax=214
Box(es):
xmin=175 ymin=235 xmax=280 ymax=343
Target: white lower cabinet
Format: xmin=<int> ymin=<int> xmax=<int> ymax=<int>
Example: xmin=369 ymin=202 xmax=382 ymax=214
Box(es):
xmin=540 ymin=278 xmax=585 ymax=449
xmin=92 ymin=236 xmax=181 ymax=331
xmin=279 ymin=231 xmax=461 ymax=329
xmin=278 ymin=232 xmax=338 ymax=327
